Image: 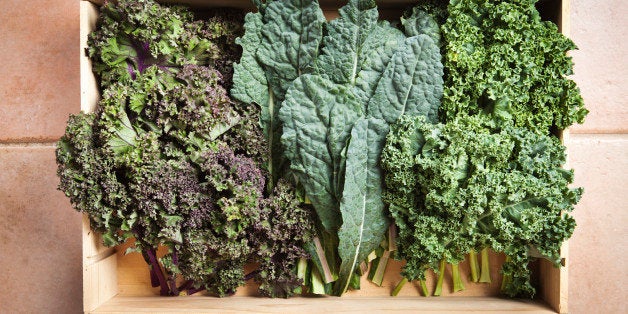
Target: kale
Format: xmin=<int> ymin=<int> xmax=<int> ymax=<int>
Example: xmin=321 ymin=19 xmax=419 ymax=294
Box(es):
xmin=382 ymin=115 xmax=581 ymax=297
xmin=88 ymin=0 xmax=241 ymax=88
xmin=440 ymin=0 xmax=588 ymax=133
xmin=233 ymin=0 xmax=444 ymax=295
xmin=59 ymin=0 xmax=312 ymax=298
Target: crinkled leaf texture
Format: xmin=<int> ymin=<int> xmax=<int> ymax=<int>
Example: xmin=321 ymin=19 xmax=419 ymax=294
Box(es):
xmin=88 ymin=0 xmax=239 ymax=88
xmin=381 ymin=115 xmax=581 ymax=297
xmin=440 ymin=0 xmax=587 ymax=133
xmin=278 ymin=1 xmax=443 ymax=295
xmin=336 ymin=118 xmax=389 ymax=294
xmin=280 ymin=74 xmax=363 ymax=232
xmin=367 ymin=34 xmax=443 ymax=124
xmin=232 ymin=0 xmax=325 ymax=187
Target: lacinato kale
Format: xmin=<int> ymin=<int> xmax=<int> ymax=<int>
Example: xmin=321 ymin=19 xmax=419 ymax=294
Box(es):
xmin=59 ymin=0 xmax=312 ymax=298
xmin=234 ymin=0 xmax=444 ymax=295
xmin=381 ymin=115 xmax=581 ymax=297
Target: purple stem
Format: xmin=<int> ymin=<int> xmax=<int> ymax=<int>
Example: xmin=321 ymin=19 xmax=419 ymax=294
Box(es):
xmin=127 ymin=62 xmax=137 ymax=80
xmin=244 ymin=270 xmax=261 ymax=281
xmin=149 ymin=267 xmax=160 ymax=288
xmin=178 ymin=280 xmax=193 ymax=292
xmin=145 ymin=248 xmax=171 ymax=296
xmin=168 ymin=248 xmax=179 ymax=296
xmin=187 ymin=287 xmax=206 ymax=295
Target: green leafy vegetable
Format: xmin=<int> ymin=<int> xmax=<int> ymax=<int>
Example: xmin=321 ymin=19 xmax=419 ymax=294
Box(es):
xmin=232 ymin=0 xmax=325 ymax=187
xmin=276 ymin=0 xmax=443 ymax=295
xmin=60 ymin=0 xmax=312 ymax=298
xmin=382 ymin=115 xmax=581 ymax=297
xmin=336 ymin=118 xmax=389 ymax=294
xmin=440 ymin=0 xmax=588 ymax=133
xmin=88 ymin=0 xmax=241 ymax=88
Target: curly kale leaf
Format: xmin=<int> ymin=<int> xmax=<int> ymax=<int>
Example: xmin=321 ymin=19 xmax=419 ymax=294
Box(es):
xmin=97 ymin=65 xmax=240 ymax=164
xmin=65 ymin=0 xmax=313 ymax=298
xmin=88 ymin=0 xmax=235 ymax=88
xmin=440 ymin=0 xmax=588 ymax=133
xmin=382 ymin=115 xmax=581 ymax=297
xmin=56 ymin=113 xmax=130 ymax=246
xmin=252 ymin=180 xmax=314 ymax=298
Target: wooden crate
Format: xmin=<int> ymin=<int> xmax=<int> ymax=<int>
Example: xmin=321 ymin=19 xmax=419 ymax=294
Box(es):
xmin=80 ymin=0 xmax=570 ymax=312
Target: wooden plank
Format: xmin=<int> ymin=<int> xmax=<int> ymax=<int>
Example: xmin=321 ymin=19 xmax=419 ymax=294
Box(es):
xmin=80 ymin=0 xmax=100 ymax=113
xmin=85 ymin=254 xmax=119 ymax=312
xmin=85 ymin=0 xmax=417 ymax=10
xmin=90 ymin=296 xmax=554 ymax=314
xmin=537 ymin=1 xmax=571 ymax=312
xmin=81 ymin=1 xmax=116 ymax=312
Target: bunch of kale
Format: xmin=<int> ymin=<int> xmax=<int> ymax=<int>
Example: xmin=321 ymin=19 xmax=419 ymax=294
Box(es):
xmin=382 ymin=115 xmax=580 ymax=297
xmin=382 ymin=0 xmax=586 ymax=297
xmin=57 ymin=0 xmax=312 ymax=298
xmin=232 ymin=0 xmax=444 ymax=295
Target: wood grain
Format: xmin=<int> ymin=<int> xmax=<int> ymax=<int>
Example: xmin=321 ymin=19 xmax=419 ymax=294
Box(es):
xmin=89 ymin=296 xmax=555 ymax=314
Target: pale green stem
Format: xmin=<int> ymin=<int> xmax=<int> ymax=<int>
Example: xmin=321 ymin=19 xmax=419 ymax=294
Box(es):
xmin=451 ymin=262 xmax=465 ymax=292
xmin=501 ymin=256 xmax=512 ymax=292
xmin=468 ymin=249 xmax=479 ymax=282
xmin=433 ymin=259 xmax=446 ymax=296
xmin=419 ymin=280 xmax=429 ymax=297
xmin=310 ymin=267 xmax=326 ymax=295
xmin=368 ymin=250 xmax=391 ymax=286
xmin=479 ymin=247 xmax=492 ymax=283
xmin=392 ymin=277 xmax=408 ymax=296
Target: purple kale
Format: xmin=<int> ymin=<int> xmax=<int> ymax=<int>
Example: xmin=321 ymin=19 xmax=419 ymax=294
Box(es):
xmin=88 ymin=0 xmax=241 ymax=88
xmin=251 ymin=180 xmax=314 ymax=298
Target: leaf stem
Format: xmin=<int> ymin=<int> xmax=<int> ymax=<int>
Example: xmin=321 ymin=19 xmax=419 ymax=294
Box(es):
xmin=501 ymin=256 xmax=512 ymax=292
xmin=368 ymin=250 xmax=391 ymax=286
xmin=392 ymin=277 xmax=408 ymax=296
xmin=419 ymin=279 xmax=429 ymax=297
xmin=145 ymin=247 xmax=171 ymax=296
xmin=479 ymin=247 xmax=492 ymax=283
xmin=433 ymin=259 xmax=446 ymax=296
xmin=451 ymin=262 xmax=465 ymax=292
xmin=310 ymin=266 xmax=326 ymax=295
xmin=469 ymin=249 xmax=479 ymax=282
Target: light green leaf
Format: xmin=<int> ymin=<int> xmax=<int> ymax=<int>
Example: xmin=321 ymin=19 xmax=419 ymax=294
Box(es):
xmin=367 ymin=35 xmax=444 ymax=124
xmin=335 ymin=118 xmax=389 ymax=295
xmin=280 ymin=74 xmax=363 ymax=232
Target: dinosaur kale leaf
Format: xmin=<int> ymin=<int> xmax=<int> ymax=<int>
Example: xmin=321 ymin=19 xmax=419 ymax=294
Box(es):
xmin=277 ymin=0 xmax=443 ymax=295
xmin=231 ymin=0 xmax=325 ymax=187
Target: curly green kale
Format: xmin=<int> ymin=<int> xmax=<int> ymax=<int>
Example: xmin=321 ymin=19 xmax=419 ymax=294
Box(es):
xmin=382 ymin=115 xmax=581 ymax=297
xmin=88 ymin=0 xmax=242 ymax=88
xmin=440 ymin=0 xmax=587 ymax=133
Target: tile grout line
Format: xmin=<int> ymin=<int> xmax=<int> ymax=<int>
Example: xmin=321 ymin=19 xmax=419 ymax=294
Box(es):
xmin=0 ymin=142 xmax=58 ymax=148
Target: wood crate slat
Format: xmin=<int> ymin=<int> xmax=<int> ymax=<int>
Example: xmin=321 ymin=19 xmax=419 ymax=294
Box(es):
xmin=85 ymin=0 xmax=420 ymax=9
xmin=89 ymin=296 xmax=555 ymax=314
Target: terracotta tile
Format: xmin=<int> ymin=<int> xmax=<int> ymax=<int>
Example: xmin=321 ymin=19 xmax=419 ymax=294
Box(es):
xmin=0 ymin=146 xmax=82 ymax=313
xmin=0 ymin=0 xmax=80 ymax=142
xmin=567 ymin=134 xmax=628 ymax=314
xmin=569 ymin=0 xmax=628 ymax=134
